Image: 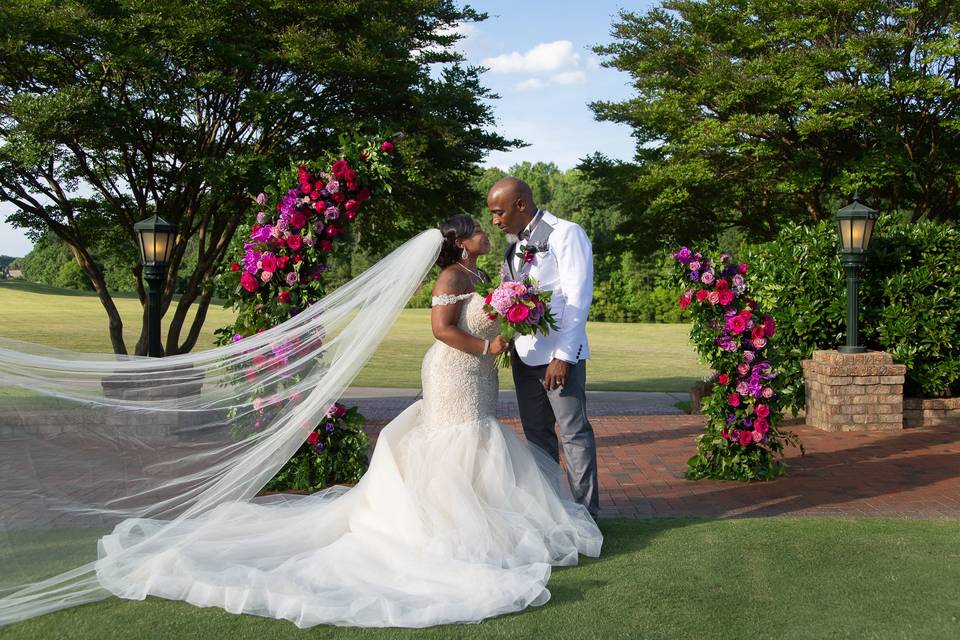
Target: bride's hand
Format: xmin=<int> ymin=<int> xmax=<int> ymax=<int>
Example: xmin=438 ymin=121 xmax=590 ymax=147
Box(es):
xmin=488 ymin=336 xmax=510 ymax=356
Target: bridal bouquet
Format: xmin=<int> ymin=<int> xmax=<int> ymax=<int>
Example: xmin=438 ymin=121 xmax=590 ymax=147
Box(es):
xmin=478 ymin=276 xmax=559 ymax=368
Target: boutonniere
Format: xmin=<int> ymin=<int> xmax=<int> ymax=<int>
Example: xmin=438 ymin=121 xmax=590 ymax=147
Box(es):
xmin=516 ymin=241 xmax=549 ymax=264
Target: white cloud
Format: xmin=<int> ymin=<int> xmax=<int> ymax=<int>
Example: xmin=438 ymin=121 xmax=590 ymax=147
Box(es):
xmin=482 ymin=40 xmax=592 ymax=91
xmin=550 ymin=71 xmax=586 ymax=85
xmin=482 ymin=40 xmax=580 ymax=74
xmin=515 ymin=78 xmax=546 ymax=91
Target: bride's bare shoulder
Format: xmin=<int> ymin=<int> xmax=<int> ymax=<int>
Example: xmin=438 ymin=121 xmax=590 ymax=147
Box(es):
xmin=432 ymin=266 xmax=472 ymax=297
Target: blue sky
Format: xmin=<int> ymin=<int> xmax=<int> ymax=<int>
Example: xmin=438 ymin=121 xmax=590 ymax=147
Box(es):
xmin=0 ymin=0 xmax=655 ymax=257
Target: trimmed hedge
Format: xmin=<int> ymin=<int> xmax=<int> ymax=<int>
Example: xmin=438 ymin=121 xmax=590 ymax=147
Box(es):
xmin=743 ymin=215 xmax=960 ymax=413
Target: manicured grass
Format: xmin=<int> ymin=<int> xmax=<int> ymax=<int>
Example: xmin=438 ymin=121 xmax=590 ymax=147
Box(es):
xmin=0 ymin=281 xmax=709 ymax=393
xmin=2 ymin=517 xmax=957 ymax=639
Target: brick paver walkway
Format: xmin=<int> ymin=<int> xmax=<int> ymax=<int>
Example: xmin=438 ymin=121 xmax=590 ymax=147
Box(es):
xmin=365 ymin=415 xmax=960 ymax=519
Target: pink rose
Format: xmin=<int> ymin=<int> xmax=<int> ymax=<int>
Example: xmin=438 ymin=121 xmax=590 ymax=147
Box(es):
xmin=320 ymin=239 xmax=333 ymax=252
xmin=260 ymin=270 xmax=274 ymax=283
xmin=737 ymin=430 xmax=753 ymax=446
xmin=729 ymin=315 xmax=747 ymax=334
xmin=700 ymin=271 xmax=715 ymax=285
xmin=290 ymin=212 xmax=307 ymax=229
xmin=679 ymin=296 xmax=691 ymax=309
xmin=762 ymin=387 xmax=774 ymax=398
xmin=737 ymin=363 xmax=750 ymax=376
xmin=256 ymin=192 xmax=267 ymax=205
xmin=241 ymin=272 xmax=258 ymax=292
xmin=752 ymin=337 xmax=767 ymax=349
xmin=689 ymin=261 xmax=701 ymax=271
xmin=738 ymin=263 xmax=748 ymax=274
xmin=506 ymin=304 xmax=531 ymax=324
xmin=380 ymin=140 xmax=395 ymax=154
xmin=755 ymin=417 xmax=770 ymax=433
xmin=708 ymin=291 xmax=720 ymax=305
xmin=728 ymin=393 xmax=741 ymax=407
xmin=345 ymin=199 xmax=358 ymax=212
xmin=287 ymin=234 xmax=303 ymax=251
xmin=261 ymin=255 xmax=277 ymax=272
xmin=752 ymin=326 xmax=766 ymax=340
xmin=751 ymin=430 xmax=764 ymax=443
xmin=696 ymin=290 xmax=709 ymax=302
xmin=307 ymin=431 xmax=319 ymax=445
xmin=718 ymin=290 xmax=735 ymax=305
xmin=763 ymin=315 xmax=776 ymax=337
xmin=755 ymin=403 xmax=770 ymax=418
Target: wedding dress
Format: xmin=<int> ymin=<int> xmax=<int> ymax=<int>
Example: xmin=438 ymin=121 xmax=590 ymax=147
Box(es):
xmin=93 ymin=291 xmax=602 ymax=628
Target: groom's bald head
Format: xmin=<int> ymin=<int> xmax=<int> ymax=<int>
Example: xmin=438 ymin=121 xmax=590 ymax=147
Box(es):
xmin=487 ymin=177 xmax=537 ymax=235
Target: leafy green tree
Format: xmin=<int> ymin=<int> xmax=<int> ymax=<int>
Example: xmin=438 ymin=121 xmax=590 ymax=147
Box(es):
xmin=0 ymin=0 xmax=515 ymax=355
xmin=585 ymin=0 xmax=960 ymax=255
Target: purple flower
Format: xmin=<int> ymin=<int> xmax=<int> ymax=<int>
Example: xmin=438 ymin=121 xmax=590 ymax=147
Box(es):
xmin=314 ymin=443 xmax=325 ymax=453
xmin=231 ymin=334 xmax=243 ymax=342
xmin=325 ymin=206 xmax=340 ymax=220
xmin=250 ymin=225 xmax=273 ymax=243
xmin=325 ymin=422 xmax=335 ymax=433
xmin=726 ymin=413 xmax=737 ymax=425
xmin=736 ymin=381 xmax=750 ymax=395
xmin=742 ymin=417 xmax=754 ymax=428
xmin=674 ymin=247 xmax=692 ymax=263
xmin=743 ymin=350 xmax=755 ymax=363
xmin=689 ymin=271 xmax=700 ymax=282
xmin=285 ymin=271 xmax=298 ymax=286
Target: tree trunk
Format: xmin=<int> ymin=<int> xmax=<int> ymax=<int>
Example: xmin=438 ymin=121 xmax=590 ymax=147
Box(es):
xmin=68 ymin=245 xmax=128 ymax=355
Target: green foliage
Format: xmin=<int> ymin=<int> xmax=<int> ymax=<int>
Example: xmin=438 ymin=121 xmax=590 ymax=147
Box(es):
xmin=0 ymin=0 xmax=516 ymax=354
xmin=263 ymin=406 xmax=369 ymax=493
xmin=745 ymin=215 xmax=960 ymax=410
xmin=585 ymin=0 xmax=960 ymax=256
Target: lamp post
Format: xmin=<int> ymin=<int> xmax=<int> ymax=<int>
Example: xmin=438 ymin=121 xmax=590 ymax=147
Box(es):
xmin=133 ymin=215 xmax=178 ymax=357
xmin=835 ymin=196 xmax=878 ymax=354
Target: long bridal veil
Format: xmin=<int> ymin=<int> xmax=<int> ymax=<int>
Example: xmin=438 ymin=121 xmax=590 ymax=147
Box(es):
xmin=0 ymin=229 xmax=443 ymax=626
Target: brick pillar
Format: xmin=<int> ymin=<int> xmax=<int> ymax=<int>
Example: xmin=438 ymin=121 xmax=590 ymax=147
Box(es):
xmin=801 ymin=350 xmax=906 ymax=431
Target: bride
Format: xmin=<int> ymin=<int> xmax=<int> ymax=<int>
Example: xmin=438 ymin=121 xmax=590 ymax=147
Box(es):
xmin=91 ymin=214 xmax=602 ymax=628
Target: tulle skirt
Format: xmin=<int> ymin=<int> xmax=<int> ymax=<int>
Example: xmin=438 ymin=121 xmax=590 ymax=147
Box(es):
xmin=95 ymin=401 xmax=603 ymax=628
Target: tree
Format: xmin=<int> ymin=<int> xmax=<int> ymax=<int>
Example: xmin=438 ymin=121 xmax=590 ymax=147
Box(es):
xmin=0 ymin=0 xmax=516 ymax=355
xmin=585 ymin=0 xmax=960 ymax=255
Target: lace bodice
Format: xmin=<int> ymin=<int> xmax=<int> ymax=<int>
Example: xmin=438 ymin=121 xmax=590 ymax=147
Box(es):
xmin=418 ymin=292 xmax=499 ymax=431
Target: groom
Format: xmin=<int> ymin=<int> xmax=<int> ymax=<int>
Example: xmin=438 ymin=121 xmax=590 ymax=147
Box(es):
xmin=488 ymin=177 xmax=599 ymax=518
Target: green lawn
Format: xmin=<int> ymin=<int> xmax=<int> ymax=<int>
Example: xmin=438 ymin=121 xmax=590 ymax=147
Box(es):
xmin=0 ymin=281 xmax=708 ymax=392
xmin=2 ymin=517 xmax=957 ymax=639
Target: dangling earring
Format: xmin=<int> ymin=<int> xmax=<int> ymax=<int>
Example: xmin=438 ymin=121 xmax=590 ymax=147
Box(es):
xmin=461 ymin=247 xmax=469 ymax=261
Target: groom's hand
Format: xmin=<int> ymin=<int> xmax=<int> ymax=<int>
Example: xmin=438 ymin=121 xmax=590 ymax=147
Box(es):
xmin=544 ymin=359 xmax=571 ymax=391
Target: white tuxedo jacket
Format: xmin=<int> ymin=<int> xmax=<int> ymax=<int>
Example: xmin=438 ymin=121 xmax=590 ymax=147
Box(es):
xmin=502 ymin=210 xmax=593 ymax=367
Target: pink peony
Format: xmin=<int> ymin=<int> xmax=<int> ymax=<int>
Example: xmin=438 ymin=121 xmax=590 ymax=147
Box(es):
xmin=718 ymin=373 xmax=730 ymax=385
xmin=287 ymin=234 xmax=303 ymax=251
xmin=679 ymin=296 xmax=691 ymax=309
xmin=261 ymin=255 xmax=278 ymax=272
xmin=380 ymin=140 xmax=395 ymax=154
xmin=755 ymin=403 xmax=770 ymax=418
xmin=728 ymin=393 xmax=741 ymax=407
xmin=718 ymin=289 xmax=735 ymax=305
xmin=695 ymin=290 xmax=709 ymax=302
xmin=737 ymin=430 xmax=753 ymax=446
xmin=755 ymin=417 xmax=770 ymax=433
xmin=506 ymin=304 xmax=531 ymax=324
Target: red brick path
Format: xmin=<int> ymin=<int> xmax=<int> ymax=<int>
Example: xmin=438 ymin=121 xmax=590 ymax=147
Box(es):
xmin=369 ymin=416 xmax=960 ymax=519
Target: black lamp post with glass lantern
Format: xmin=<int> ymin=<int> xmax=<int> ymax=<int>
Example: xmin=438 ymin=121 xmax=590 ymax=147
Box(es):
xmin=133 ymin=215 xmax=178 ymax=357
xmin=835 ymin=196 xmax=878 ymax=354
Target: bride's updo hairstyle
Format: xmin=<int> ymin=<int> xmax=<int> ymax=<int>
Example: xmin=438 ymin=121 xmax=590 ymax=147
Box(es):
xmin=436 ymin=214 xmax=477 ymax=268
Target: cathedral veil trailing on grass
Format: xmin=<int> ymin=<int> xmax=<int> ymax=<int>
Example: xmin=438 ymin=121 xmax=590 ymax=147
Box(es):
xmin=0 ymin=229 xmax=443 ymax=626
